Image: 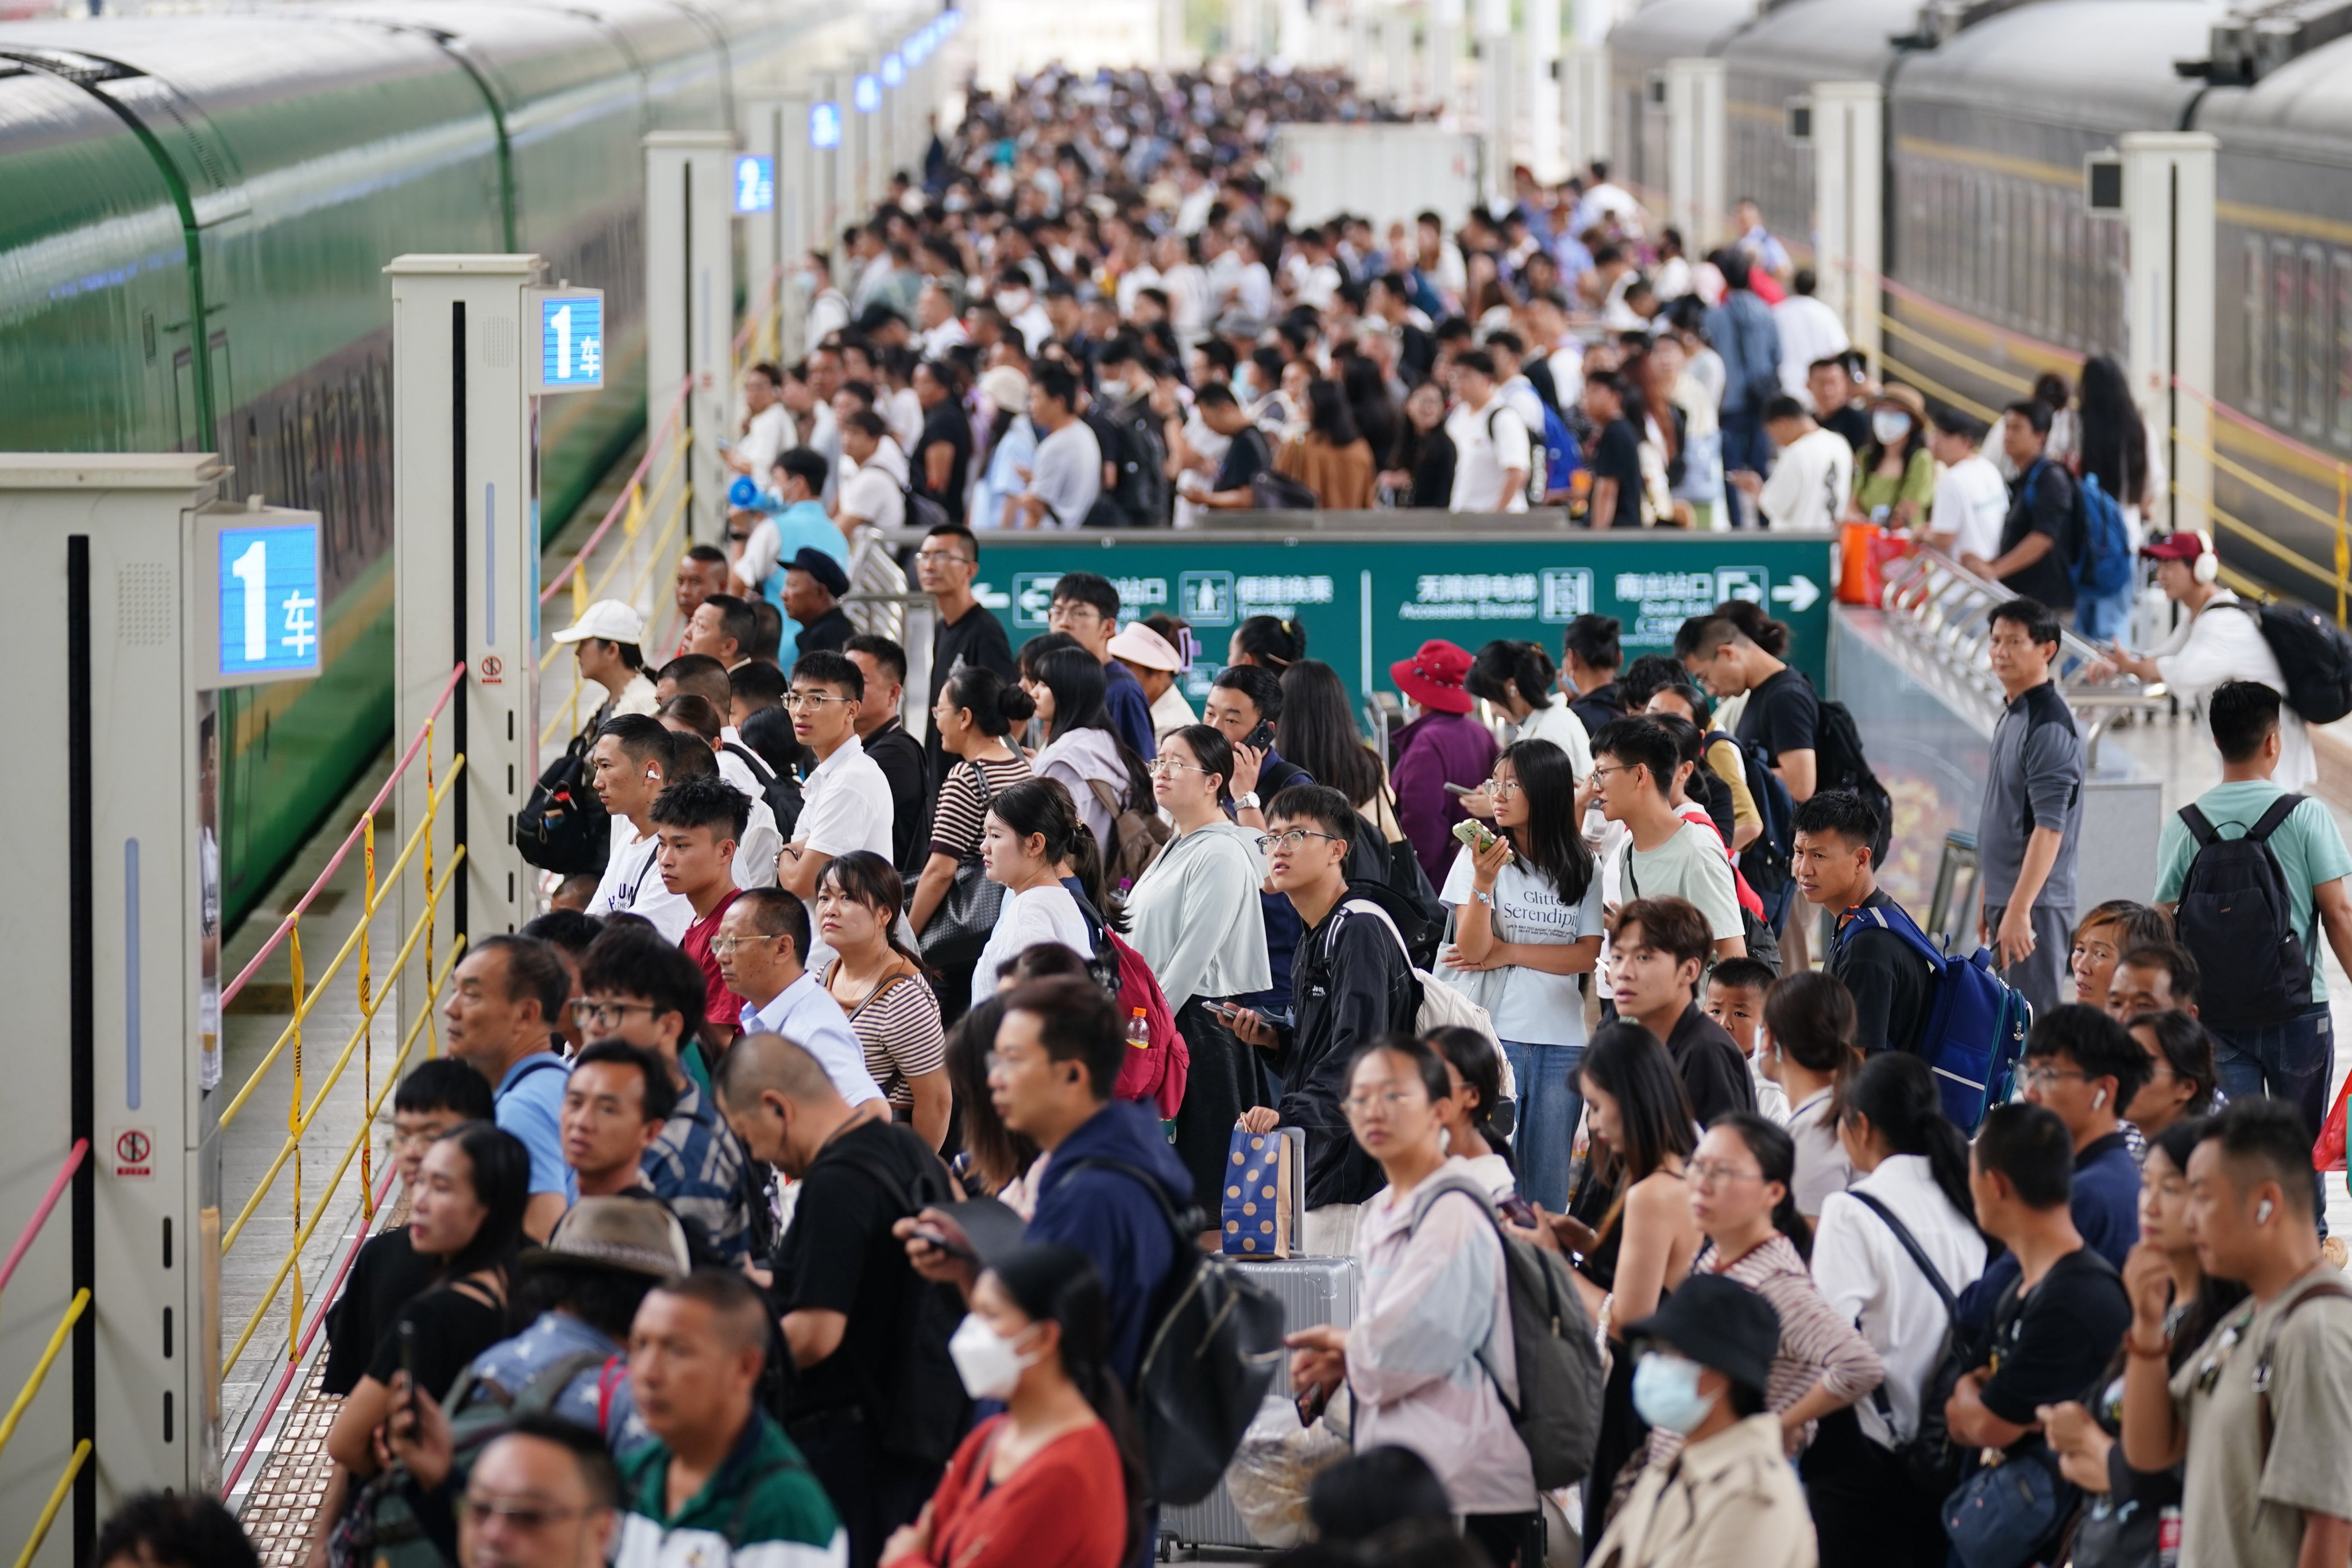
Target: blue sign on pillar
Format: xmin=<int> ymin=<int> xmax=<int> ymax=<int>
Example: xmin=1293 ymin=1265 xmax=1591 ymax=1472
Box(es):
xmin=882 ymin=51 xmax=905 ymax=85
xmin=811 ymin=102 xmax=843 ymax=148
xmin=530 ymin=289 xmax=605 ymax=393
xmin=853 ymin=74 xmax=881 ymax=112
xmin=733 ymin=154 xmax=775 ymax=214
xmin=208 ymin=515 xmax=321 ymax=685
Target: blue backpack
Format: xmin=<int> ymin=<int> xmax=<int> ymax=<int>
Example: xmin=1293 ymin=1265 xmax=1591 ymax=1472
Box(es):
xmin=2027 ymin=461 xmax=2131 ymax=598
xmin=1835 ymin=898 xmax=2032 ymax=1131
xmin=1540 ymin=401 xmax=1582 ymax=500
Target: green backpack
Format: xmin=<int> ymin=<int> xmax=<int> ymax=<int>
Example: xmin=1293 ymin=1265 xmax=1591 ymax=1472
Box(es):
xmin=328 ymin=1346 xmax=613 ymax=1568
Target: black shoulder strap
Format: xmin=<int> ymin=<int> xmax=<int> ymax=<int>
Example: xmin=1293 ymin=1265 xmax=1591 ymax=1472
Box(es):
xmin=1051 ymin=1155 xmax=1190 ymax=1246
xmin=2178 ymin=804 xmax=2219 ymax=849
xmin=723 ymin=740 xmax=777 ymax=785
xmin=1848 ymin=1190 xmax=1959 ymax=1319
xmin=821 ymin=1131 xmax=953 ymax=1220
xmin=2247 ymin=793 xmax=2307 ymax=845
xmin=2256 ymin=1279 xmax=2352 ymax=1464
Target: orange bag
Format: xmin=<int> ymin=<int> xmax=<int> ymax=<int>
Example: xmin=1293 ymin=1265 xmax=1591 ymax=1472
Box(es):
xmin=1838 ymin=522 xmax=1886 ymax=605
xmin=2315 ymin=1070 xmax=2350 ymax=1171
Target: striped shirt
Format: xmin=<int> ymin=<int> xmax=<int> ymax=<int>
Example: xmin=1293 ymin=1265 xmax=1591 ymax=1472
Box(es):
xmin=928 ymin=752 xmax=1034 ymax=862
xmin=1646 ymin=1232 xmax=1884 ymax=1467
xmin=818 ymin=963 xmax=945 ymax=1111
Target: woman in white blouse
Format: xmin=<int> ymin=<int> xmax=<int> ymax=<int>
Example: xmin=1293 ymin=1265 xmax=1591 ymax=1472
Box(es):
xmin=971 ymin=779 xmax=1095 ymax=985
xmin=1123 ymin=724 xmax=1270 ymax=1206
xmin=1465 ymin=639 xmax=1593 ymax=783
xmin=1806 ymin=1051 xmax=1988 ymax=1568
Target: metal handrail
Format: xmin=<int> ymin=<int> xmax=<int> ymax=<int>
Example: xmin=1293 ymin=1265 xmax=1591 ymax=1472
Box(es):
xmin=538 ymin=378 xmax=692 ymax=610
xmin=0 ymin=1141 xmax=85 ymax=1303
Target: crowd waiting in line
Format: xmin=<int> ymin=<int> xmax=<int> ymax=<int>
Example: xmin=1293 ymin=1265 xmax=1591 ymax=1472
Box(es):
xmin=119 ymin=486 xmax=2339 ymax=1568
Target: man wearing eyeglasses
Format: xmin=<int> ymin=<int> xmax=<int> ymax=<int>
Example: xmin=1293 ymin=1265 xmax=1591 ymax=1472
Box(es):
xmin=718 ymin=889 xmax=886 ymax=1116
xmin=1232 ymin=784 xmax=1418 ymax=1256
xmin=777 ymin=653 xmax=894 ymax=952
xmin=916 ymin=523 xmax=1016 ymax=787
xmin=452 ymin=1417 xmax=621 ymax=1568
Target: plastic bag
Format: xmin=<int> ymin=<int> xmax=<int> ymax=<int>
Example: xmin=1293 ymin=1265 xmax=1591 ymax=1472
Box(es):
xmin=2316 ymin=1070 xmax=2350 ymax=1171
xmin=1226 ymin=1390 xmax=1351 ymax=1547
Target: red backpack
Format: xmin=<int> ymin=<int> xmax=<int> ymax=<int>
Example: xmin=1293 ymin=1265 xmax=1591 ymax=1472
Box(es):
xmin=1105 ymin=929 xmax=1188 ymax=1119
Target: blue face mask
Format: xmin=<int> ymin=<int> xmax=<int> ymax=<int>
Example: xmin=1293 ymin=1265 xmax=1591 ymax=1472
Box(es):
xmin=1631 ymin=1353 xmax=1718 ymax=1435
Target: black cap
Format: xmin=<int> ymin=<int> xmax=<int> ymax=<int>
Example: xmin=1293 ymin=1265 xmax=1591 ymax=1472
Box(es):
xmin=787 ymin=547 xmax=851 ymax=598
xmin=1621 ymin=1273 xmax=1780 ymax=1392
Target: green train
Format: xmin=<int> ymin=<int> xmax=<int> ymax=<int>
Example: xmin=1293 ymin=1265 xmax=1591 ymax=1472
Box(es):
xmin=0 ymin=0 xmax=892 ymax=925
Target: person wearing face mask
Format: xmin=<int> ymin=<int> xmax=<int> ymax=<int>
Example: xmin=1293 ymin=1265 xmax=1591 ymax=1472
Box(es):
xmin=1585 ymin=1273 xmax=1819 ymax=1568
xmin=883 ymin=1243 xmax=1139 ymax=1568
xmin=992 ymin=269 xmax=1052 ymax=356
xmin=1845 ymin=385 xmax=1935 ymax=530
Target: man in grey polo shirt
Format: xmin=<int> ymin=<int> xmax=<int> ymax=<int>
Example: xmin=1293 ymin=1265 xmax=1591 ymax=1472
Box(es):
xmin=1978 ymin=596 xmax=2084 ymax=1013
xmin=1017 ymin=361 xmax=1101 ymax=529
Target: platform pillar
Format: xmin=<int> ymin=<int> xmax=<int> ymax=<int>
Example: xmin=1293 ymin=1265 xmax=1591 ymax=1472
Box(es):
xmin=1664 ymin=56 xmax=1725 ymax=254
xmin=644 ymin=131 xmax=737 ymax=547
xmin=1428 ymin=0 xmax=1461 ymax=111
xmin=2120 ymin=132 xmax=2217 ymax=536
xmin=1523 ymin=0 xmax=1562 ymax=182
xmin=1562 ymin=42 xmax=1608 ymax=171
xmin=1811 ymin=80 xmax=1883 ymax=373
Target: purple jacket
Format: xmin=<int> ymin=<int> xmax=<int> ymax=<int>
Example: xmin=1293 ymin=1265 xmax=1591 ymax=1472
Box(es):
xmin=1391 ymin=711 xmax=1498 ymax=883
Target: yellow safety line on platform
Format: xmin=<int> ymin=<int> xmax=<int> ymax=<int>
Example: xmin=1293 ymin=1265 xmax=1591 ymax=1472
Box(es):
xmin=221 ymin=848 xmax=469 ymax=1257
xmin=1878 ymin=350 xmax=2000 ymax=425
xmin=0 ymin=1291 xmax=86 ymax=1463
xmin=14 ymin=1438 xmax=88 ymax=1568
xmin=218 ymin=760 xmax=468 ymax=1131
xmin=223 ymin=935 xmax=467 ymax=1380
xmin=1879 ymin=315 xmax=2037 ymax=399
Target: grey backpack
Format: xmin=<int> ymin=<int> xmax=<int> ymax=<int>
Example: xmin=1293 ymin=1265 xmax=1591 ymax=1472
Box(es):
xmin=1404 ymin=1169 xmax=1604 ymax=1489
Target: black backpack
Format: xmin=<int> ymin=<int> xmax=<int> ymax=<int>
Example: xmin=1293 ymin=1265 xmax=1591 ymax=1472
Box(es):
xmin=1109 ymin=399 xmax=1171 ymax=526
xmin=2214 ymin=599 xmax=2352 ymax=725
xmin=516 ymin=724 xmax=611 ymax=874
xmin=2173 ymin=793 xmax=2314 ymax=1028
xmin=1710 ymin=728 xmax=1796 ymax=901
xmin=723 ymin=741 xmax=804 ymax=841
xmin=1813 ymin=694 xmax=1893 ymax=855
xmin=1056 ymin=1156 xmax=1285 ymax=1505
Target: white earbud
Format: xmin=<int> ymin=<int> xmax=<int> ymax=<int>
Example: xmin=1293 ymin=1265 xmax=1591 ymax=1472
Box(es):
xmin=2257 ymin=1198 xmax=2275 ymax=1225
xmin=2092 ymin=1089 xmax=2106 ymax=1109
xmin=646 ymin=768 xmax=658 ymax=782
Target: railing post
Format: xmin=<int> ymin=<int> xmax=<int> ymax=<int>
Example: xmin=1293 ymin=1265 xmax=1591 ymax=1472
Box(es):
xmin=287 ymin=925 xmax=303 ymax=1360
xmin=360 ymin=816 xmax=376 ymax=1223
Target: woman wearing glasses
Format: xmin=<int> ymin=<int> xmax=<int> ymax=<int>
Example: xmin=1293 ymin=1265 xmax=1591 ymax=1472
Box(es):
xmin=817 ymin=851 xmax=951 ymax=1150
xmin=1123 ymin=725 xmax=1271 ymax=1205
xmin=1438 ymin=739 xmax=1602 ymax=1214
xmin=972 ymin=780 xmax=1096 ymax=988
xmin=1286 ymin=1037 xmax=1540 ymax=1567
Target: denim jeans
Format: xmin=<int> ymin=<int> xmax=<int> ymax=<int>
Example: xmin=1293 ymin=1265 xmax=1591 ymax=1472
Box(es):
xmin=2210 ymin=1001 xmax=2334 ymax=1233
xmin=2074 ymin=579 xmax=2134 ymax=642
xmin=1501 ymin=1040 xmax=1585 ymax=1214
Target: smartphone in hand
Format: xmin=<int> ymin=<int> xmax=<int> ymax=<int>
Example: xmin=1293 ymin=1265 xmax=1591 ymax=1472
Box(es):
xmin=397 ymin=1320 xmax=419 ymax=1415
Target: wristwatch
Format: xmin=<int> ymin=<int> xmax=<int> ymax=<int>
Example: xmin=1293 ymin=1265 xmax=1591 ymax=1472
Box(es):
xmin=1236 ymin=791 xmax=1261 ymax=812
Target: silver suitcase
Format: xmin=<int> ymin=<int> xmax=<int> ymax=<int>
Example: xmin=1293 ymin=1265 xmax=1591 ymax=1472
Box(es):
xmin=1161 ymin=1248 xmax=1358 ymax=1554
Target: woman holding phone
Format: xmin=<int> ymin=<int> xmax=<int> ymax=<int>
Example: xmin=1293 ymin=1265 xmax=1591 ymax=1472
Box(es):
xmin=1122 ymin=725 xmax=1271 ymax=1206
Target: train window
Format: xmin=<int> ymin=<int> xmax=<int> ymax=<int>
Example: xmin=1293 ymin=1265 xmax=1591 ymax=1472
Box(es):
xmin=2246 ymin=235 xmax=2266 ymax=406
xmin=2274 ymin=240 xmax=2298 ymax=422
xmin=2304 ymin=246 xmax=2327 ymax=437
xmin=2335 ymin=254 xmax=2352 ymax=449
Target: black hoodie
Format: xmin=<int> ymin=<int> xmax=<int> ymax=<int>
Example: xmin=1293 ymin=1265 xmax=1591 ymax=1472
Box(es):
xmin=1278 ymin=878 xmax=1423 ymax=1208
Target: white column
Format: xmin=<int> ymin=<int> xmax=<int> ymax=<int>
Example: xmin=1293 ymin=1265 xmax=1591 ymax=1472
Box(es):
xmin=1664 ymin=57 xmax=1725 ymax=254
xmin=1562 ymin=43 xmax=1609 ymax=172
xmin=1475 ymin=0 xmax=1515 ymax=206
xmin=1428 ymin=0 xmax=1461 ymax=111
xmin=777 ymin=90 xmax=815 ymax=361
xmin=385 ymin=254 xmax=549 ymax=953
xmin=1523 ymin=0 xmax=1562 ymax=182
xmin=738 ymin=95 xmax=783 ymax=364
xmin=1279 ymin=0 xmax=1315 ymax=62
xmin=2120 ymin=132 xmax=2218 ymax=536
xmin=1385 ymin=0 xmax=1416 ymax=103
xmin=644 ymin=130 xmax=737 ymax=547
xmin=1810 ymin=80 xmax=1883 ymax=372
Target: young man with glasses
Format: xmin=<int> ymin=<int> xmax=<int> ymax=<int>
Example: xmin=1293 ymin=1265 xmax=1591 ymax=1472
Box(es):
xmin=1956 ymin=1005 xmax=2148 ymax=1331
xmin=915 ymin=523 xmax=1015 ymax=787
xmin=1232 ymin=784 xmax=1418 ymax=1256
xmin=777 ymin=652 xmax=893 ymax=936
xmin=577 ymin=928 xmax=756 ymax=1265
xmin=717 ymin=888 xmax=885 ymax=1115
xmin=1048 ymin=570 xmax=1157 ymax=762
xmin=1590 ymin=717 xmax=1747 ymax=960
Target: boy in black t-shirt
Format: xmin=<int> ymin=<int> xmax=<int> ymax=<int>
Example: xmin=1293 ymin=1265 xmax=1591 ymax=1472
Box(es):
xmin=1677 ymin=612 xmax=1820 ymax=804
xmin=1946 ymin=1103 xmax=2131 ymax=1527
xmin=1794 ymin=790 xmax=1933 ymax=1055
xmin=1582 ymin=369 xmax=1645 ymax=530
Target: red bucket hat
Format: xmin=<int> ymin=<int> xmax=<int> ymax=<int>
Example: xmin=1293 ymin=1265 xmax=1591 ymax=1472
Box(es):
xmin=1391 ymin=639 xmax=1477 ymax=715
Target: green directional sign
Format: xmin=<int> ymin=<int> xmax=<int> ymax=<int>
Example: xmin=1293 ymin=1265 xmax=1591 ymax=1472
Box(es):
xmin=947 ymin=523 xmax=1837 ymax=703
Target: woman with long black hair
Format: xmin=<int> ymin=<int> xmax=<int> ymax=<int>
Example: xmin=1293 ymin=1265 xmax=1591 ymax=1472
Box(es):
xmin=1806 ymin=1051 xmax=1990 ymax=1567
xmin=1275 ymin=377 xmax=1377 ymax=508
xmin=885 ymin=1243 xmax=1142 ymax=1568
xmin=1227 ymin=613 xmax=1307 ymax=671
xmin=1021 ymin=640 xmax=1153 ymax=856
xmin=1276 ymin=659 xmax=1385 ymax=812
xmin=2073 ymin=354 xmax=2160 ymax=641
xmin=1438 ymin=739 xmax=1603 ymax=1214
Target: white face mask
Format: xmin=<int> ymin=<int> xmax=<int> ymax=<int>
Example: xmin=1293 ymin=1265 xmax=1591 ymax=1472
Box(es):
xmin=994 ymin=290 xmax=1029 ymax=316
xmin=1871 ymin=411 xmax=1912 ymax=446
xmin=948 ymin=1313 xmax=1040 ymax=1400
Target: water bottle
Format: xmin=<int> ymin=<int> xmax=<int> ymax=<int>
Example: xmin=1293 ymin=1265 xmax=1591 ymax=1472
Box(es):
xmin=1127 ymin=1007 xmax=1150 ymax=1049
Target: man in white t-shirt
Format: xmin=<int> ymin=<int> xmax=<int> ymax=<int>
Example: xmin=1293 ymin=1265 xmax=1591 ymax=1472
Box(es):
xmin=1444 ymin=349 xmax=1532 ymax=513
xmin=1926 ymin=406 xmax=2010 ymax=562
xmin=832 ymin=411 xmax=907 ymax=533
xmin=585 ymin=715 xmax=695 ymax=943
xmin=1018 ymin=363 xmax=1102 ymax=529
xmin=1771 ymin=271 xmax=1852 ymax=401
xmin=728 ymin=362 xmax=795 ymax=481
xmin=1735 ymin=395 xmax=1853 ymax=532
xmin=776 ymin=648 xmax=894 ymax=906
xmin=2096 ymin=531 xmax=2318 ymax=791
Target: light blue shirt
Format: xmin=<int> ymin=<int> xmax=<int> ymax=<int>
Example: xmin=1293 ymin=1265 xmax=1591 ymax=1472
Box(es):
xmin=495 ymin=1051 xmax=576 ymax=1202
xmin=754 ymin=500 xmax=851 ymax=665
xmin=971 ymin=415 xmax=1036 ymax=531
xmin=745 ymin=972 xmax=885 ymax=1106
